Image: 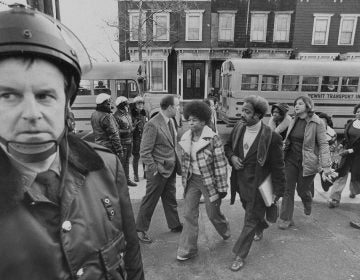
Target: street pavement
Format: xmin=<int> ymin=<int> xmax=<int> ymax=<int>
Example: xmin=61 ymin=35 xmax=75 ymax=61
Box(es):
xmin=126 ymin=123 xmax=360 ymax=280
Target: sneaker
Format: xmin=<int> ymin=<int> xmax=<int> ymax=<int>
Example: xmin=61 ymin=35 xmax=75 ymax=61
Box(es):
xmin=328 ymin=199 xmax=340 ymax=208
xmin=350 ymin=193 xmax=356 ymax=199
xmin=254 ymin=231 xmax=263 ymax=241
xmin=127 ymin=180 xmax=137 ymax=187
xmin=303 ymin=199 xmax=312 ymax=216
xmin=134 ymin=175 xmax=139 ymax=182
xmin=278 ymin=219 xmax=294 ymax=230
xmin=170 ymin=224 xmax=183 ymax=233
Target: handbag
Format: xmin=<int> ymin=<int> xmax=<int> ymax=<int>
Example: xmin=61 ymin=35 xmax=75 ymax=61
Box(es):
xmin=266 ymin=202 xmax=279 ymax=223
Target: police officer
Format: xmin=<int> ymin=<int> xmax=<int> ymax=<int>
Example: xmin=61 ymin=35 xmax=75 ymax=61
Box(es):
xmin=131 ymin=96 xmax=147 ymax=182
xmin=114 ymin=96 xmax=137 ymax=187
xmin=0 ymin=5 xmax=144 ymax=279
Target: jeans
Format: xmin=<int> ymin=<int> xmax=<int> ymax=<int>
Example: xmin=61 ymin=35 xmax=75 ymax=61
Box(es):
xmin=177 ymin=174 xmax=230 ymax=257
xmin=280 ymin=159 xmax=315 ymax=222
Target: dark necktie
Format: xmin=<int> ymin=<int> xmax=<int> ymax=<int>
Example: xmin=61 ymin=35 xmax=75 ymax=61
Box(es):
xmin=35 ymin=170 xmax=61 ymax=203
xmin=168 ymin=119 xmax=175 ymax=144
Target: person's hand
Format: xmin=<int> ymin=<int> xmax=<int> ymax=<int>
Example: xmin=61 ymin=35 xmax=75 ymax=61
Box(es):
xmin=339 ymin=149 xmax=350 ymax=156
xmin=274 ymin=195 xmax=281 ymax=203
xmin=231 ymin=156 xmax=244 ymax=170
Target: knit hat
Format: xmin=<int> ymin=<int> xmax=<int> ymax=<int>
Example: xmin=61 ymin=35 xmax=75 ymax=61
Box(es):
xmin=272 ymin=103 xmax=289 ymax=115
xmin=96 ymin=93 xmax=111 ymax=104
xmin=294 ymin=96 xmax=314 ymax=112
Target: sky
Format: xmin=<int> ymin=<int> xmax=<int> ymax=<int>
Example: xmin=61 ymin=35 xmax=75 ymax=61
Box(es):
xmin=0 ymin=0 xmax=120 ymax=62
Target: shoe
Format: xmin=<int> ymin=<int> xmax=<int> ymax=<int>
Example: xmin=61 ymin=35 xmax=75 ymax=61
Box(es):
xmin=137 ymin=231 xmax=152 ymax=243
xmin=230 ymin=256 xmax=245 ymax=272
xmin=171 ymin=224 xmax=183 ymax=233
xmin=303 ymin=201 xmax=312 ymax=216
xmin=176 ymin=253 xmax=197 ymax=261
xmin=350 ymin=220 xmax=360 ymax=230
xmin=278 ymin=219 xmax=294 ymax=230
xmin=350 ymin=193 xmax=356 ymax=199
xmin=222 ymin=233 xmax=231 ymax=241
xmin=328 ymin=199 xmax=340 ymax=209
xmin=127 ymin=180 xmax=137 ymax=187
xmin=254 ymin=231 xmax=263 ymax=241
xmin=134 ymin=175 xmax=139 ymax=182
xmin=199 ymin=196 xmax=205 ymax=204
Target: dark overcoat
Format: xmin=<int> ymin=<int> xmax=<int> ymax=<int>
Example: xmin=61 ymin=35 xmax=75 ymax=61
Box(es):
xmin=224 ymin=122 xmax=285 ymax=211
xmin=337 ymin=120 xmax=360 ymax=181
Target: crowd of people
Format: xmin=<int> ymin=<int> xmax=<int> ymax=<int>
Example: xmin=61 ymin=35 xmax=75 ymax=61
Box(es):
xmin=2 ymin=5 xmax=360 ymax=279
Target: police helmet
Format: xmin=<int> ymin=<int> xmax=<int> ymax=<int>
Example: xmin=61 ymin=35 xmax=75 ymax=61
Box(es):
xmin=0 ymin=4 xmax=91 ymax=105
xmin=116 ymin=96 xmax=129 ymax=107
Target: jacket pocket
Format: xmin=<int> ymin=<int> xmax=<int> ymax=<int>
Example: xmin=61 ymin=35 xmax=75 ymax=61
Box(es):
xmin=100 ymin=233 xmax=127 ymax=280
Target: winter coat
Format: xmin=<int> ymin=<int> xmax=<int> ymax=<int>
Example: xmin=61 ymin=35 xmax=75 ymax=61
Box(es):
xmin=224 ymin=122 xmax=285 ymax=207
xmin=337 ymin=120 xmax=360 ymax=180
xmin=284 ymin=114 xmax=332 ymax=176
xmin=268 ymin=114 xmax=292 ymax=140
xmin=178 ymin=125 xmax=228 ymax=202
xmin=113 ymin=110 xmax=134 ymax=144
xmin=0 ymin=134 xmax=144 ymax=280
xmin=131 ymin=107 xmax=147 ymax=142
xmin=91 ymin=110 xmax=123 ymax=155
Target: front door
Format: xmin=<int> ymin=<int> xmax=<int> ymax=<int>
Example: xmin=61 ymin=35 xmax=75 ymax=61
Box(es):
xmin=183 ymin=61 xmax=205 ymax=100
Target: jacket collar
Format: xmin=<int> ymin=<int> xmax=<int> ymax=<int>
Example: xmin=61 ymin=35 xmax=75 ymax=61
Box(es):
xmin=179 ymin=125 xmax=216 ymax=155
xmin=232 ymin=122 xmax=272 ymax=166
xmin=0 ymin=135 xmax=104 ymax=214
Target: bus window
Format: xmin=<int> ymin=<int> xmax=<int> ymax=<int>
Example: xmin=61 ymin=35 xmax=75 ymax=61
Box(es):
xmin=301 ymin=76 xmax=319 ymax=92
xmin=116 ymin=80 xmax=127 ymax=97
xmin=321 ymin=76 xmax=339 ymax=92
xmin=94 ymin=80 xmax=110 ymax=95
xmin=241 ymin=74 xmax=259 ymax=91
xmin=78 ymin=79 xmax=91 ymax=95
xmin=261 ymin=75 xmax=279 ymax=91
xmin=341 ymin=77 xmax=359 ymax=92
xmin=128 ymin=80 xmax=138 ymax=98
xmin=282 ymin=75 xmax=299 ymax=91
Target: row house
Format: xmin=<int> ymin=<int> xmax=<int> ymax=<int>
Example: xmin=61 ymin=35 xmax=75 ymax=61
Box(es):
xmin=118 ymin=0 xmax=360 ymax=101
xmin=293 ymin=0 xmax=360 ymax=60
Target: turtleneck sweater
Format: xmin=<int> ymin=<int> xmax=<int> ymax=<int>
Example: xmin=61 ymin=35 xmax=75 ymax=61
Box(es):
xmin=243 ymin=121 xmax=262 ymax=157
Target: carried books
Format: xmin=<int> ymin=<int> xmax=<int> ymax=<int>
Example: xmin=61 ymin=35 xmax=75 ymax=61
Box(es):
xmin=259 ymin=174 xmax=273 ymax=207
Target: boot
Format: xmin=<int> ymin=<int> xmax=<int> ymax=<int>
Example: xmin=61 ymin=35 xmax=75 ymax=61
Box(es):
xmin=133 ymin=160 xmax=139 ymax=182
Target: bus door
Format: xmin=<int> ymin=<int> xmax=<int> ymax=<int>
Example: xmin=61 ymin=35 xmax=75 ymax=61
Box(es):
xmin=183 ymin=61 xmax=205 ymax=100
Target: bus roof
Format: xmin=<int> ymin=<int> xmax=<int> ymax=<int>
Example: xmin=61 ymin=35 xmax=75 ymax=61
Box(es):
xmin=82 ymin=61 xmax=145 ymax=80
xmin=222 ymin=59 xmax=360 ymax=77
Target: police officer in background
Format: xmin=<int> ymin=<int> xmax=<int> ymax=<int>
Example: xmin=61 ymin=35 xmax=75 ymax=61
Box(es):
xmin=114 ymin=96 xmax=137 ymax=187
xmin=0 ymin=5 xmax=144 ymax=279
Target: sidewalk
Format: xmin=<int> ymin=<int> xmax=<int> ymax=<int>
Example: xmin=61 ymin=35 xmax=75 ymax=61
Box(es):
xmin=128 ymin=165 xmax=360 ymax=280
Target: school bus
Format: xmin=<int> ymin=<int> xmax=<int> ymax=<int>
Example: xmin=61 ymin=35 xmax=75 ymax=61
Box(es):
xmin=219 ymin=59 xmax=360 ymax=133
xmin=72 ymin=61 xmax=146 ymax=131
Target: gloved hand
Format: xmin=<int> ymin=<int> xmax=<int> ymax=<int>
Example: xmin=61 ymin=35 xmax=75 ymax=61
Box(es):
xmin=219 ymin=192 xmax=227 ymax=199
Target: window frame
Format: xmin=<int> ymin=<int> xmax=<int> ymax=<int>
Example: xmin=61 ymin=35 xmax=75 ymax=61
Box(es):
xmin=185 ymin=10 xmax=204 ymax=42
xmin=250 ymin=11 xmax=270 ymax=43
xmin=312 ymin=13 xmax=333 ymax=45
xmin=147 ymin=60 xmax=168 ymax=92
xmin=273 ymin=12 xmax=293 ymax=42
xmin=218 ymin=11 xmax=236 ymax=42
xmin=338 ymin=14 xmax=359 ymax=46
xmin=129 ymin=10 xmax=147 ymax=42
xmin=153 ymin=12 xmax=170 ymax=41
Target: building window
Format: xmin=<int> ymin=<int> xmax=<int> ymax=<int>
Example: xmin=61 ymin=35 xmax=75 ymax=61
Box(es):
xmin=129 ymin=11 xmax=146 ymax=41
xmin=312 ymin=14 xmax=333 ymax=45
xmin=273 ymin=12 xmax=292 ymax=42
xmin=153 ymin=12 xmax=170 ymax=41
xmin=338 ymin=14 xmax=359 ymax=46
xmin=250 ymin=12 xmax=269 ymax=42
xmin=149 ymin=60 xmax=166 ymax=91
xmin=185 ymin=10 xmax=204 ymax=41
xmin=218 ymin=11 xmax=236 ymax=42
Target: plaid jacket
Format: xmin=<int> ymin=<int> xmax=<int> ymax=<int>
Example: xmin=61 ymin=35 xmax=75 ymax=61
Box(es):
xmin=178 ymin=126 xmax=228 ymax=202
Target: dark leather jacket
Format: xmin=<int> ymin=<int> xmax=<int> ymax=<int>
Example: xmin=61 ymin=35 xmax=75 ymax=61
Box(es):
xmin=0 ymin=135 xmax=144 ymax=280
xmin=113 ymin=110 xmax=133 ymax=145
xmin=91 ymin=110 xmax=123 ymax=155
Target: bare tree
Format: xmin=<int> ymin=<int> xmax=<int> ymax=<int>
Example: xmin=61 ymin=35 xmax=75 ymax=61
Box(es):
xmin=107 ymin=0 xmax=198 ymax=61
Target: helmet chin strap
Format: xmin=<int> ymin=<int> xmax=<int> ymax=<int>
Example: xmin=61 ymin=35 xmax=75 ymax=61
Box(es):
xmin=0 ymin=130 xmax=65 ymax=163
